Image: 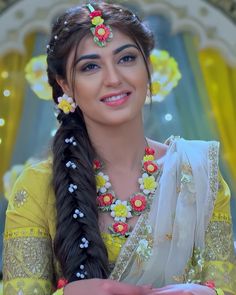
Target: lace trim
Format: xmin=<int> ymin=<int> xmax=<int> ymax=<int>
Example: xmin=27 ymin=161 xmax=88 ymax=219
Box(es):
xmin=109 ymin=212 xmax=149 ymax=281
xmin=3 ymin=233 xmax=53 ymax=282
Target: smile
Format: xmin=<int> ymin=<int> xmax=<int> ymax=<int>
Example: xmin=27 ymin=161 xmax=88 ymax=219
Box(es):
xmin=101 ymin=92 xmax=131 ymax=106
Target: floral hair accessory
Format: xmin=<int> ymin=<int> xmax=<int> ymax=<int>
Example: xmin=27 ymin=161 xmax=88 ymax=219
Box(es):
xmin=87 ymin=3 xmax=113 ymax=47
xmin=73 ymin=208 xmax=84 ymax=219
xmin=80 ymin=237 xmax=89 ymax=248
xmin=65 ymin=136 xmax=77 ymax=146
xmin=57 ymin=93 xmax=76 ymax=114
xmin=76 ymin=264 xmax=88 ymax=279
xmin=66 ymin=161 xmax=77 ymax=169
xmin=68 ymin=183 xmax=77 ymax=193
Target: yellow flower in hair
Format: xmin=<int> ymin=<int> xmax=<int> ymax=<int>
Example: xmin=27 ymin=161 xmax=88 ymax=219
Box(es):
xmin=92 ymin=16 xmax=104 ymax=26
xmin=143 ymin=155 xmax=155 ymax=162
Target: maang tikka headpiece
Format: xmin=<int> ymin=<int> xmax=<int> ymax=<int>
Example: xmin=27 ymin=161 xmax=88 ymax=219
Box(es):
xmin=86 ymin=3 xmax=113 ymax=47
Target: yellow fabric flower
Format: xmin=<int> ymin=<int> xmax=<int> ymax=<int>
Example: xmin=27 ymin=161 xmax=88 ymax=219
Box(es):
xmin=58 ymin=101 xmax=73 ymax=114
xmin=92 ymin=16 xmax=104 ymax=26
xmin=143 ymin=155 xmax=155 ymax=161
xmin=111 ymin=200 xmax=132 ymax=222
xmin=151 ymin=81 xmax=161 ymax=95
xmin=113 ymin=204 xmax=128 ymax=217
xmin=96 ymin=174 xmax=107 ymax=190
xmin=143 ymin=176 xmax=157 ymax=191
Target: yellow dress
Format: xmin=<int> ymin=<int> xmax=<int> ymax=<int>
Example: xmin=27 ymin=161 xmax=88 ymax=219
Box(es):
xmin=3 ymin=160 xmax=236 ymax=295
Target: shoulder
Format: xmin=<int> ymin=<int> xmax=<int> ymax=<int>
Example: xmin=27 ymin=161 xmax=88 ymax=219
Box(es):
xmin=10 ymin=158 xmax=54 ymax=206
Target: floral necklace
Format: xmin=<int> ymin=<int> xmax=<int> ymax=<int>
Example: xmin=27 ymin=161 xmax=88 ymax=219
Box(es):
xmin=94 ymin=147 xmax=161 ymax=238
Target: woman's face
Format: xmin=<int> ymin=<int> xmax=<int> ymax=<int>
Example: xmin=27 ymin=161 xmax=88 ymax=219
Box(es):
xmin=61 ymin=29 xmax=149 ymax=127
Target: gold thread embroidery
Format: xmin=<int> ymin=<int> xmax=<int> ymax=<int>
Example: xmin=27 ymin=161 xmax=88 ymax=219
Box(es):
xmin=3 ymin=235 xmax=53 ymax=281
xmin=4 ymin=227 xmax=49 ymax=239
xmin=211 ymin=212 xmax=231 ymax=223
xmin=204 ymin=221 xmax=235 ymax=262
xmin=4 ymin=280 xmax=52 ymax=295
xmin=207 ymin=142 xmax=219 ymax=224
xmin=14 ymin=190 xmax=28 ymax=207
xmin=202 ymin=261 xmax=236 ymax=293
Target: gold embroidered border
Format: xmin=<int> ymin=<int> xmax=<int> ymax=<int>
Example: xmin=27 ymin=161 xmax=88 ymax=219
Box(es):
xmin=211 ymin=211 xmax=231 ymax=223
xmin=4 ymin=227 xmax=49 ymax=239
xmin=207 ymin=142 xmax=219 ymax=224
xmin=3 ymin=234 xmax=53 ymax=281
xmin=109 ymin=212 xmax=148 ymax=281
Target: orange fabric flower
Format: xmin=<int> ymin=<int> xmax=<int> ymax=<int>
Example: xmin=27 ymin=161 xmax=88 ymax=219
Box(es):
xmin=130 ymin=194 xmax=147 ymax=212
xmin=97 ymin=193 xmax=114 ymax=207
xmin=113 ymin=222 xmax=129 ymax=235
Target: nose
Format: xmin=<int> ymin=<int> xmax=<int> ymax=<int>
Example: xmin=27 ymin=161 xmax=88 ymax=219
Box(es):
xmin=103 ymin=64 xmax=122 ymax=88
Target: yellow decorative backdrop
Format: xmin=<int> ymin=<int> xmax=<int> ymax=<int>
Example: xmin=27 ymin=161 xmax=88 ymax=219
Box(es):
xmin=198 ymin=48 xmax=236 ymax=192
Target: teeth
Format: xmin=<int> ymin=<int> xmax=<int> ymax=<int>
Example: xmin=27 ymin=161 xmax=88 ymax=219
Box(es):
xmin=103 ymin=93 xmax=127 ymax=102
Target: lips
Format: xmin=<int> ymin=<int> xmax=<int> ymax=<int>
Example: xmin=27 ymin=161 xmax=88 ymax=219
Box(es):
xmin=101 ymin=91 xmax=130 ymax=103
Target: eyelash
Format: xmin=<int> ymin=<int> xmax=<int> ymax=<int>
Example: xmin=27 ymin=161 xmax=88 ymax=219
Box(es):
xmin=80 ymin=54 xmax=137 ymax=72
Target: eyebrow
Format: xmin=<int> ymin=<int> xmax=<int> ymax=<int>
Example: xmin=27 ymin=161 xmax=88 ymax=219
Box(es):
xmin=75 ymin=44 xmax=139 ymax=65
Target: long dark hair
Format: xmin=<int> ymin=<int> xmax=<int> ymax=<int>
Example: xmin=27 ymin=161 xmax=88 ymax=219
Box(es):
xmin=47 ymin=2 xmax=154 ymax=283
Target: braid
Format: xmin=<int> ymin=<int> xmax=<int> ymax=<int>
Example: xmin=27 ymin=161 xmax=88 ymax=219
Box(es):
xmin=52 ymin=109 xmax=109 ymax=281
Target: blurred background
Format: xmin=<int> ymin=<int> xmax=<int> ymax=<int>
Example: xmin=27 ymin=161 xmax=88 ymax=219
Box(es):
xmin=0 ymin=0 xmax=236 ymax=285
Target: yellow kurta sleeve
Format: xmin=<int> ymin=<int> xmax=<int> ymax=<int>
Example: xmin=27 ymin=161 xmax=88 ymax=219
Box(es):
xmin=203 ymin=173 xmax=236 ymax=294
xmin=3 ymin=160 xmax=57 ymax=295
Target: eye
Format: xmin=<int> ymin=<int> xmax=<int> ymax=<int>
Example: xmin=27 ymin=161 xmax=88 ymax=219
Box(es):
xmin=119 ymin=55 xmax=137 ymax=64
xmin=81 ymin=63 xmax=99 ymax=72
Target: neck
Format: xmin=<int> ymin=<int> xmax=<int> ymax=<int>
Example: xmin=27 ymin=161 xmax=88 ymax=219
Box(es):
xmin=85 ymin=116 xmax=146 ymax=171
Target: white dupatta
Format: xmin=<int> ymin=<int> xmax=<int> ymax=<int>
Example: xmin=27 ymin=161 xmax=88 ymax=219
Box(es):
xmin=110 ymin=137 xmax=219 ymax=287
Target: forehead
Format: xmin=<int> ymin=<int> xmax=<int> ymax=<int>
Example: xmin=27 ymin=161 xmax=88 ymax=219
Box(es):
xmin=75 ymin=29 xmax=136 ymax=57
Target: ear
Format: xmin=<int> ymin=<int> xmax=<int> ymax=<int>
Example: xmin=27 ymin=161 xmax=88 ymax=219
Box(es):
xmin=56 ymin=76 xmax=73 ymax=97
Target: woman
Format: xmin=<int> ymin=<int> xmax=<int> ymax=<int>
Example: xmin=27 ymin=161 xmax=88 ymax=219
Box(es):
xmin=3 ymin=2 xmax=235 ymax=295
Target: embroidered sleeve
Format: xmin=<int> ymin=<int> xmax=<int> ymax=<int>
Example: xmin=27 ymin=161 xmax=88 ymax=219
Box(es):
xmin=3 ymin=164 xmax=57 ymax=295
xmin=202 ymin=173 xmax=236 ymax=294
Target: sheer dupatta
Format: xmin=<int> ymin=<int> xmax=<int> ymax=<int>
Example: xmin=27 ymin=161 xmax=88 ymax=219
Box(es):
xmin=110 ymin=138 xmax=219 ymax=287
